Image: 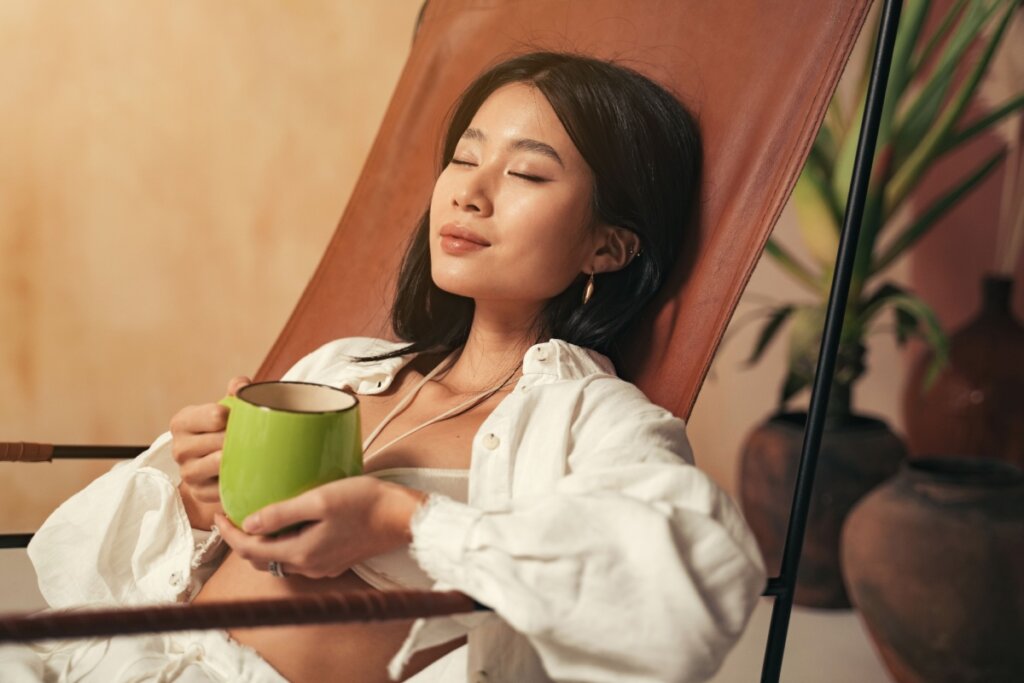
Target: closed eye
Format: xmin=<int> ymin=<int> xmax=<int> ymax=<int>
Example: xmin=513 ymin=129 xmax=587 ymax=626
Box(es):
xmin=509 ymin=172 xmax=548 ymax=183
xmin=450 ymin=158 xmax=476 ymax=167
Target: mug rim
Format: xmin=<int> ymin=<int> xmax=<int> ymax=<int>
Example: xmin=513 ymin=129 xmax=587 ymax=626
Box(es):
xmin=236 ymin=380 xmax=359 ymax=415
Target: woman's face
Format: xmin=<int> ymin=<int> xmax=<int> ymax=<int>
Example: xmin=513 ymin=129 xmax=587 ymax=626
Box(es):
xmin=429 ymin=83 xmax=602 ymax=310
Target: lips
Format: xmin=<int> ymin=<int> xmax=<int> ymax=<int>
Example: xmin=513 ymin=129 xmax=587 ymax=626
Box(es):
xmin=439 ymin=223 xmax=491 ymax=255
xmin=439 ymin=223 xmax=491 ymax=246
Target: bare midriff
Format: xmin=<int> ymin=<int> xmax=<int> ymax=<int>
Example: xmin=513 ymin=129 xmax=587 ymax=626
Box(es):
xmin=193 ymin=554 xmax=461 ymax=683
xmin=193 ymin=354 xmax=518 ymax=683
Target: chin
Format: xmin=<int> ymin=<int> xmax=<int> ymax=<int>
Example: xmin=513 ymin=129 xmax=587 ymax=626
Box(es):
xmin=430 ymin=269 xmax=481 ymax=299
xmin=430 ymin=259 xmax=565 ymax=302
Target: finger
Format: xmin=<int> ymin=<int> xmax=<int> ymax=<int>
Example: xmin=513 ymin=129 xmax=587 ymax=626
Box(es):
xmin=242 ymin=489 xmax=324 ymax=535
xmin=267 ymin=562 xmax=294 ymax=577
xmin=172 ymin=433 xmax=225 ymax=465
xmin=227 ymin=376 xmax=252 ymax=397
xmin=170 ymin=404 xmax=229 ymax=436
xmin=215 ymin=513 xmax=247 ymax=550
xmin=180 ymin=450 xmax=222 ymax=485
xmin=191 ymin=481 xmax=221 ymax=504
xmin=215 ymin=513 xmax=302 ymax=564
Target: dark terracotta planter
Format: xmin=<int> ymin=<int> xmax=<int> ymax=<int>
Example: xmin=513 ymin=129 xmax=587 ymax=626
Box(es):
xmin=841 ymin=457 xmax=1024 ymax=683
xmin=903 ymin=276 xmax=1024 ymax=467
xmin=738 ymin=412 xmax=905 ymax=608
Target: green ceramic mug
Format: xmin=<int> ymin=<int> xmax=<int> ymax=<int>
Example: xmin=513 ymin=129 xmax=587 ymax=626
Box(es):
xmin=218 ymin=381 xmax=362 ymax=527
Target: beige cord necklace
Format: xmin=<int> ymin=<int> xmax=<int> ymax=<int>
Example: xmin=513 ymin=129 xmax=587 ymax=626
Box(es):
xmin=361 ymin=348 xmax=521 ymax=462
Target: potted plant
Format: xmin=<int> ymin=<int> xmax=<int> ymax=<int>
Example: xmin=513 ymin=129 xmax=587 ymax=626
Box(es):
xmin=902 ymin=0 xmax=1024 ymax=469
xmin=738 ymin=0 xmax=1024 ymax=609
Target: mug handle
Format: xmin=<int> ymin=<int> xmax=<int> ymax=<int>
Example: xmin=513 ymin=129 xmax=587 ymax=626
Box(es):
xmin=218 ymin=395 xmax=240 ymax=411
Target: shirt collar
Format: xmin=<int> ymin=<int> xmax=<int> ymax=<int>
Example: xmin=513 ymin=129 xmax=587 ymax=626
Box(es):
xmin=521 ymin=340 xmax=616 ymax=378
xmin=346 ymin=339 xmax=615 ymax=395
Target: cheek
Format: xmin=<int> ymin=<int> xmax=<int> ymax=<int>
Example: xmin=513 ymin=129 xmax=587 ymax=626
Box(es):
xmin=496 ymin=209 xmax=593 ymax=298
xmin=428 ymin=174 xmax=451 ymax=233
xmin=505 ymin=193 xmax=593 ymax=260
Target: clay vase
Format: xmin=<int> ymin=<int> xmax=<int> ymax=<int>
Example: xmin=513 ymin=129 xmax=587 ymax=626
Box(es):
xmin=739 ymin=411 xmax=905 ymax=608
xmin=903 ymin=276 xmax=1024 ymax=467
xmin=841 ymin=457 xmax=1024 ymax=683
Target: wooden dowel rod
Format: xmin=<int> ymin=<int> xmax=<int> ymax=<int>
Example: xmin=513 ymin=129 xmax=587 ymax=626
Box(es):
xmin=0 ymin=590 xmax=483 ymax=643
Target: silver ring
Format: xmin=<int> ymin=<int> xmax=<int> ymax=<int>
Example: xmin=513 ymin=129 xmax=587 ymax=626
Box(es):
xmin=267 ymin=560 xmax=286 ymax=578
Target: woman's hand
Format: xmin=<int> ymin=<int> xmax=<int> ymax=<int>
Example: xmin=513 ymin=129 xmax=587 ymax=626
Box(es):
xmin=214 ymin=476 xmax=427 ymax=579
xmin=169 ymin=375 xmax=251 ymax=530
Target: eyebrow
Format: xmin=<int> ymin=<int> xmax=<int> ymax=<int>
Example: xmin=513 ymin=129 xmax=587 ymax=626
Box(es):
xmin=461 ymin=127 xmax=565 ymax=168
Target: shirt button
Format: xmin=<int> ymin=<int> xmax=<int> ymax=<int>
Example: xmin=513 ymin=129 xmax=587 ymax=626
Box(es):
xmin=534 ymin=346 xmax=549 ymax=362
xmin=169 ymin=571 xmax=183 ymax=587
xmin=482 ymin=433 xmax=500 ymax=450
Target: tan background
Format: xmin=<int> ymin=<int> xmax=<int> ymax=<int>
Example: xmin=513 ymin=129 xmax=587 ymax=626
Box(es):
xmin=1 ymin=2 xmax=1016 ymax=681
xmin=0 ymin=0 xmax=424 ymax=529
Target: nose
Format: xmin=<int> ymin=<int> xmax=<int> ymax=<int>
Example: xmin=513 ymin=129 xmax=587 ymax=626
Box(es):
xmin=451 ymin=170 xmax=493 ymax=217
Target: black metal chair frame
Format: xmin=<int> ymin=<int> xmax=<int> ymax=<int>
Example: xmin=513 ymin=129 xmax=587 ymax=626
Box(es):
xmin=0 ymin=2 xmax=902 ymax=680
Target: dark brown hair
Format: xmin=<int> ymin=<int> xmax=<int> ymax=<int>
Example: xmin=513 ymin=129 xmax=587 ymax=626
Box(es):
xmin=371 ymin=51 xmax=702 ymax=360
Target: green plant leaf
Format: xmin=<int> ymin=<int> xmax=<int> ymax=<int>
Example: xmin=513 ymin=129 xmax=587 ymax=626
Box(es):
xmin=910 ymin=0 xmax=970 ymax=75
xmin=854 ymin=6 xmax=884 ymax=128
xmin=808 ymin=131 xmax=837 ymax=181
xmin=894 ymin=306 xmax=919 ymax=345
xmin=746 ymin=305 xmax=795 ymax=366
xmin=941 ymin=92 xmax=1024 ymax=154
xmin=848 ymin=184 xmax=885 ymax=310
xmin=770 ymin=296 xmax=883 ymax=407
xmin=861 ymin=281 xmax=909 ymax=318
xmin=764 ymin=239 xmax=822 ymax=293
xmin=891 ymin=0 xmax=932 ymax=95
xmin=793 ymin=169 xmax=841 ymax=265
xmin=892 ymin=0 xmax=1003 ymax=168
xmin=825 ymin=93 xmax=845 ymax=142
xmin=834 ymin=341 xmax=867 ymax=387
xmin=781 ymin=368 xmax=813 ymax=406
xmin=874 ymin=147 xmax=1006 ymax=273
xmin=830 ymin=94 xmax=864 ymax=213
xmin=885 ymin=293 xmax=950 ymax=387
xmin=879 ymin=0 xmax=932 ymax=151
xmin=857 ymin=281 xmax=922 ymax=344
xmin=781 ymin=306 xmax=825 ymax=404
xmin=887 ymin=0 xmax=1018 ymax=214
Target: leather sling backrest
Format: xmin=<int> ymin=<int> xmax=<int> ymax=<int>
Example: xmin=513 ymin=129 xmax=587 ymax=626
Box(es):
xmin=256 ymin=0 xmax=874 ymax=420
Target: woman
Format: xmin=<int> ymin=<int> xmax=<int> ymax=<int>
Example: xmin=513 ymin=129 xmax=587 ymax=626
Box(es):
xmin=14 ymin=52 xmax=765 ymax=682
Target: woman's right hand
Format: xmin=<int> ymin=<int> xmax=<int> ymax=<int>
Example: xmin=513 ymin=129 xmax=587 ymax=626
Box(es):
xmin=170 ymin=376 xmax=251 ymax=530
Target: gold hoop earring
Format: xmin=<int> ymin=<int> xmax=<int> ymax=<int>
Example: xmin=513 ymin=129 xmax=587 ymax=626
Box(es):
xmin=582 ymin=272 xmax=595 ymax=305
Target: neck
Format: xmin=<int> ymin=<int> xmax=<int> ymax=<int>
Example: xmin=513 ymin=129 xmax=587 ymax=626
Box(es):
xmin=441 ymin=303 xmax=543 ymax=393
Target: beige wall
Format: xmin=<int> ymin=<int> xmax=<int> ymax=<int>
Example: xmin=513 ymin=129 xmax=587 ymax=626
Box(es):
xmin=0 ymin=0 xmax=424 ymax=530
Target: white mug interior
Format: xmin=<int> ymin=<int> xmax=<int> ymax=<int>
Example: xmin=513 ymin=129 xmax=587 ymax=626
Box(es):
xmin=239 ymin=382 xmax=357 ymax=413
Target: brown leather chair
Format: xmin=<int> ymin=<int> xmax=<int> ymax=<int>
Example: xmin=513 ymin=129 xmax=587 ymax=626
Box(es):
xmin=1 ymin=1 xmax=898 ymax=680
xmin=257 ymin=0 xmax=872 ymax=419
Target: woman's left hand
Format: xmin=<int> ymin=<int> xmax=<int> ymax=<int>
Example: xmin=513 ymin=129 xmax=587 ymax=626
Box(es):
xmin=215 ymin=476 xmax=427 ymax=579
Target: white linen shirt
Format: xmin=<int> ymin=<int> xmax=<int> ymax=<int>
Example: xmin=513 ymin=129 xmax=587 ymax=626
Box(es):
xmin=28 ymin=337 xmax=766 ymax=683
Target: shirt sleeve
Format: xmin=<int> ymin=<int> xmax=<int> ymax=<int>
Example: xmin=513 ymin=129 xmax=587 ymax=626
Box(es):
xmin=25 ymin=337 xmax=394 ymax=610
xmin=408 ymin=382 xmax=767 ymax=683
xmin=27 ymin=432 xmax=225 ymax=608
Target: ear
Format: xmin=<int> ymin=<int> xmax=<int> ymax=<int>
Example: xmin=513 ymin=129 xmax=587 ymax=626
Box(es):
xmin=587 ymin=224 xmax=641 ymax=274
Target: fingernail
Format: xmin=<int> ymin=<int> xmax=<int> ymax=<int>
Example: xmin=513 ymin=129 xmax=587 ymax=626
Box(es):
xmin=243 ymin=513 xmax=262 ymax=533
